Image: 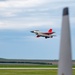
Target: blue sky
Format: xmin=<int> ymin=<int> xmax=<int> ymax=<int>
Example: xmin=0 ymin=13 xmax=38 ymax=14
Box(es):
xmin=0 ymin=0 xmax=75 ymax=60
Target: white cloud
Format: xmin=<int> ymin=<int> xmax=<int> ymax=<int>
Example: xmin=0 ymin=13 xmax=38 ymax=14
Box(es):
xmin=0 ymin=0 xmax=47 ymax=17
xmin=0 ymin=20 xmax=55 ymax=29
xmin=0 ymin=0 xmax=75 ymax=29
xmin=0 ymin=0 xmax=47 ymax=8
xmin=0 ymin=0 xmax=74 ymax=8
xmin=1 ymin=11 xmax=16 ymax=17
xmin=0 ymin=0 xmax=74 ymax=16
xmin=0 ymin=9 xmax=21 ymax=17
xmin=0 ymin=14 xmax=62 ymax=29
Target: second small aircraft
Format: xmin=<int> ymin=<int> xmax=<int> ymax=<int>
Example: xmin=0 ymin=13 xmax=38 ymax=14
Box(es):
xmin=31 ymin=28 xmax=56 ymax=39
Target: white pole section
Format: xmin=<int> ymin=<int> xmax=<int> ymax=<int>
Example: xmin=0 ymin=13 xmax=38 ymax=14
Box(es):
xmin=58 ymin=7 xmax=72 ymax=75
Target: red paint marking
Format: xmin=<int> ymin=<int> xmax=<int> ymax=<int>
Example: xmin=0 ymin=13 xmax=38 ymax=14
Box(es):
xmin=48 ymin=29 xmax=52 ymax=33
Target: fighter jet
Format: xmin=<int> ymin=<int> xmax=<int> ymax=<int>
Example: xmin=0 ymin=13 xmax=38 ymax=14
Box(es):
xmin=30 ymin=29 xmax=56 ymax=39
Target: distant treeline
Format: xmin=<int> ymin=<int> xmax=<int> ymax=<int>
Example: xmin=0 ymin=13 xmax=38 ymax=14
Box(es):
xmin=0 ymin=58 xmax=75 ymax=65
xmin=0 ymin=61 xmax=52 ymax=65
xmin=0 ymin=58 xmax=53 ymax=65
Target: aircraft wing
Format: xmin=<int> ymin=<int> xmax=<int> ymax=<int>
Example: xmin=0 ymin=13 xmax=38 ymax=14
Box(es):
xmin=43 ymin=32 xmax=55 ymax=35
xmin=51 ymin=35 xmax=56 ymax=36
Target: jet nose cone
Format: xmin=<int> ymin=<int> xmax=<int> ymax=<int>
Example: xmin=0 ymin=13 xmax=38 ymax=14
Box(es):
xmin=30 ymin=31 xmax=34 ymax=33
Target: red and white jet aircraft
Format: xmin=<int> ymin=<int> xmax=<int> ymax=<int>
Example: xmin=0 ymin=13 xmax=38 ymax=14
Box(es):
xmin=31 ymin=29 xmax=56 ymax=39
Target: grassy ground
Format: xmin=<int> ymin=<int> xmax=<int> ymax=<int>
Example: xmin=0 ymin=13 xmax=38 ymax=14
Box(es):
xmin=0 ymin=64 xmax=75 ymax=75
xmin=0 ymin=69 xmax=57 ymax=75
xmin=0 ymin=64 xmax=58 ymax=68
xmin=0 ymin=69 xmax=75 ymax=75
xmin=0 ymin=64 xmax=75 ymax=68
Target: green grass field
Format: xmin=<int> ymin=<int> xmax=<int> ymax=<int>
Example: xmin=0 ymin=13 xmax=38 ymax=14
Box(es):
xmin=0 ymin=65 xmax=75 ymax=75
xmin=0 ymin=64 xmax=58 ymax=68
xmin=0 ymin=69 xmax=75 ymax=75
xmin=0 ymin=69 xmax=57 ymax=75
xmin=0 ymin=64 xmax=75 ymax=68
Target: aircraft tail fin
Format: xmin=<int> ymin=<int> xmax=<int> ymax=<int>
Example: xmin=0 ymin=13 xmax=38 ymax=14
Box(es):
xmin=48 ymin=29 xmax=52 ymax=33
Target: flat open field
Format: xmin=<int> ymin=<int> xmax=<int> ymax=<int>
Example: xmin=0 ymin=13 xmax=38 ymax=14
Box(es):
xmin=0 ymin=65 xmax=75 ymax=75
xmin=0 ymin=64 xmax=75 ymax=68
xmin=0 ymin=69 xmax=57 ymax=75
xmin=0 ymin=64 xmax=58 ymax=68
xmin=0 ymin=69 xmax=75 ymax=75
